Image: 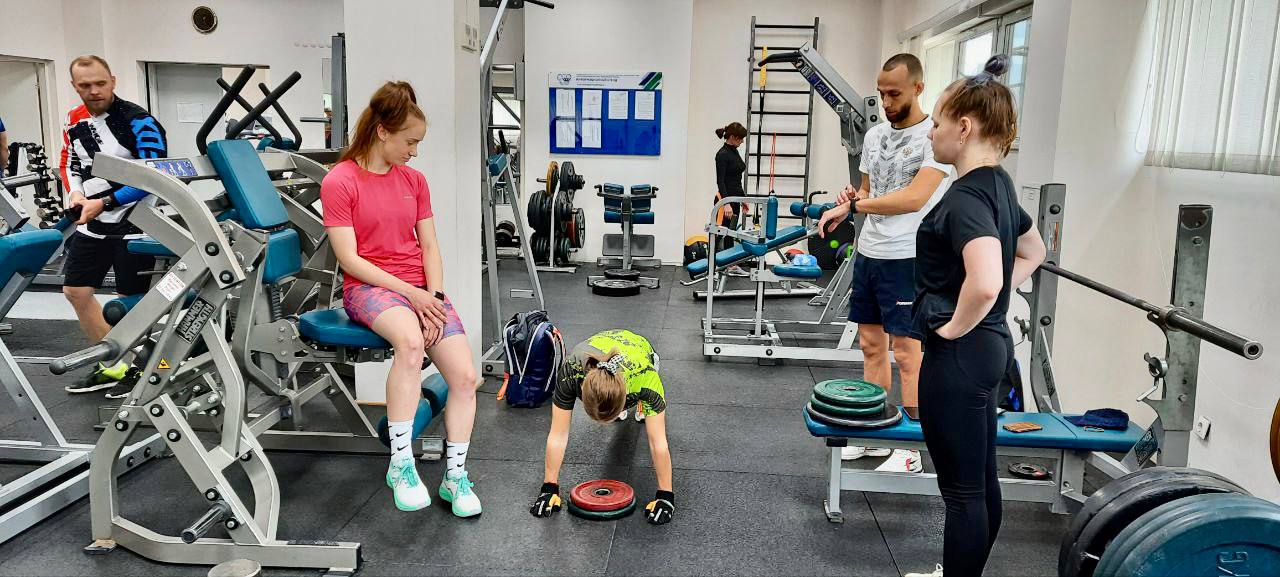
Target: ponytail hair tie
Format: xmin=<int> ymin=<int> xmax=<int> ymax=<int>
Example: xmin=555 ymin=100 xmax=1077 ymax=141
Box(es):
xmin=598 ymin=355 xmax=626 ymax=375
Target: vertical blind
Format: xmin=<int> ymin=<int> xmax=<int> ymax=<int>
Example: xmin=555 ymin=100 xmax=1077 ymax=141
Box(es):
xmin=1145 ymin=0 xmax=1280 ymax=175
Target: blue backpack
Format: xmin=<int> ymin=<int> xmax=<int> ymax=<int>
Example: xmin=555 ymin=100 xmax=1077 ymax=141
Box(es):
xmin=497 ymin=310 xmax=564 ymax=408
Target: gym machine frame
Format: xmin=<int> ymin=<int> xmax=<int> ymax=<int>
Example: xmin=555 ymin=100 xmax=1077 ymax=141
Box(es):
xmin=1017 ymin=185 xmax=1263 ymax=476
xmin=700 ymin=43 xmax=880 ymax=363
xmin=0 ymin=212 xmax=164 ymax=544
xmin=820 ymin=184 xmax=1263 ymax=519
xmin=479 ymin=0 xmax=552 ymax=377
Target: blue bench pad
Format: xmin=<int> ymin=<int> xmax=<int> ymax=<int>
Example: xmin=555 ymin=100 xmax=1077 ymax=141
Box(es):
xmin=772 ymin=263 xmax=823 ymax=279
xmin=0 ymin=229 xmax=63 ymax=284
xmin=604 ymin=210 xmax=655 ymax=225
xmin=298 ymin=309 xmax=389 ymax=349
xmin=685 ymin=225 xmax=810 ymax=276
xmin=805 ymin=408 xmax=1143 ymax=453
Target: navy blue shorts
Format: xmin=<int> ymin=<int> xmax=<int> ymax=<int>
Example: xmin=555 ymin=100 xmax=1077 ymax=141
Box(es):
xmin=847 ymin=254 xmax=916 ymax=337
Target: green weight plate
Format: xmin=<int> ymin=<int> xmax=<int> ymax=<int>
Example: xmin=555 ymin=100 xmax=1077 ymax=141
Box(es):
xmin=809 ymin=395 xmax=885 ymax=418
xmin=813 ymin=380 xmax=886 ymax=408
xmin=1060 ymin=468 xmax=1246 ymax=577
xmin=567 ymin=497 xmax=636 ymax=521
xmin=1100 ymin=494 xmax=1280 ymax=577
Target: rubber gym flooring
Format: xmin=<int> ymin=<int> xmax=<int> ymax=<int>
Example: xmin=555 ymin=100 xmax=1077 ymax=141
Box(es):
xmin=0 ymin=265 xmax=1090 ymax=576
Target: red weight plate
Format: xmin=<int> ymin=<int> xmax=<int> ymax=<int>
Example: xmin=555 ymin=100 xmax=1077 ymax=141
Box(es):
xmin=570 ymin=479 xmax=635 ymax=512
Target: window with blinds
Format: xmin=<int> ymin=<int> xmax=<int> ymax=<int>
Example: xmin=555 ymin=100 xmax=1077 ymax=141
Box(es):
xmin=1144 ymin=0 xmax=1280 ymax=175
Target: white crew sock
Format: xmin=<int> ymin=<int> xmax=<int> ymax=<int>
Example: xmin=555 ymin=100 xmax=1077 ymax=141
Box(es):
xmin=388 ymin=420 xmax=414 ymax=464
xmin=446 ymin=441 xmax=469 ymax=475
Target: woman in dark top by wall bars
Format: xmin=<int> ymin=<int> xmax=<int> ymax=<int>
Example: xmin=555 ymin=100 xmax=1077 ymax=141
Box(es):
xmin=905 ymin=55 xmax=1047 ymax=577
xmin=713 ymin=122 xmax=750 ymax=275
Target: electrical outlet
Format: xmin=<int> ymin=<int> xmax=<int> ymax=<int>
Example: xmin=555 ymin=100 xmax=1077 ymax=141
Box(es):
xmin=1194 ymin=416 xmax=1211 ymax=440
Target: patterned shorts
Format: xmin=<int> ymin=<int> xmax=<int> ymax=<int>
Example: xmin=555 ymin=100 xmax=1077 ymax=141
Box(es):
xmin=343 ymin=283 xmax=466 ymax=339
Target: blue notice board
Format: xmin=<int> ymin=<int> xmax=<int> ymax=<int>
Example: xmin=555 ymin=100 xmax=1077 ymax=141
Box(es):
xmin=549 ymin=72 xmax=662 ymax=156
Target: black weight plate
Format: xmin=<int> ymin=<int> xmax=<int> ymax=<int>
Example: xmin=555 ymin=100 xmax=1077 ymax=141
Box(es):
xmin=558 ymin=194 xmax=573 ymax=221
xmin=527 ymin=192 xmax=544 ymax=232
xmin=604 ymin=268 xmax=640 ymax=281
xmin=1103 ymin=493 xmax=1280 ymax=577
xmin=591 ymin=279 xmax=641 ymax=297
xmin=813 ymin=379 xmax=887 ymax=408
xmin=809 ymin=395 xmax=885 ymax=418
xmin=540 ymin=194 xmax=553 ymax=232
xmin=1059 ymin=467 xmax=1247 ymax=577
xmin=567 ymin=497 xmax=637 ymax=521
xmin=1008 ymin=462 xmax=1052 ymax=480
xmin=805 ymin=403 xmax=902 ymax=429
xmin=557 ymin=237 xmax=572 ymax=264
xmin=574 ymin=209 xmax=586 ymax=249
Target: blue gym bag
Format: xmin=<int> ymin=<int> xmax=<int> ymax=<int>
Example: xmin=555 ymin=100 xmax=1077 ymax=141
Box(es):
xmin=497 ymin=310 xmax=564 ymax=408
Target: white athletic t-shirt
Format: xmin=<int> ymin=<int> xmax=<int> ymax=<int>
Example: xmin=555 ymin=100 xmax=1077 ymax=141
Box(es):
xmin=856 ymin=117 xmax=953 ymax=260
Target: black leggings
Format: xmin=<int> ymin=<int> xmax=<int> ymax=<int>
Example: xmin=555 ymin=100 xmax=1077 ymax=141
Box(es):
xmin=919 ymin=329 xmax=1013 ymax=577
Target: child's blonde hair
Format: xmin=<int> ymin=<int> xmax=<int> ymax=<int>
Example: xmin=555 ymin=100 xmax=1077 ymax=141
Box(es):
xmin=581 ymin=349 xmax=627 ymax=422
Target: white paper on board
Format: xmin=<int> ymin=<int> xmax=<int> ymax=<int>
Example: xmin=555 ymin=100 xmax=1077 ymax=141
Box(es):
xmin=635 ymin=91 xmax=656 ymax=120
xmin=177 ymin=102 xmax=205 ymax=123
xmin=555 ymin=119 xmax=577 ymax=148
xmin=582 ymin=120 xmax=602 ymax=148
xmin=582 ymin=90 xmax=603 ymax=119
xmin=556 ymin=89 xmax=576 ymax=117
xmin=607 ymin=91 xmax=629 ymax=120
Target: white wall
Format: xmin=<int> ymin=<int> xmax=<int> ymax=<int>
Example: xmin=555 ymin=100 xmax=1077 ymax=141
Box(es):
xmin=888 ymin=0 xmax=1280 ymax=500
xmin=345 ymin=0 xmax=482 ymax=400
xmin=0 ymin=0 xmax=340 ymax=160
xmin=0 ymin=61 xmax=46 ymax=152
xmin=524 ymin=0 xmax=693 ymax=263
xmin=685 ymin=0 xmax=882 ymax=240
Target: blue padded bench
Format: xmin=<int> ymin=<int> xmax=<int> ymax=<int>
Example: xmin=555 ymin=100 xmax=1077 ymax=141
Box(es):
xmin=297 ymin=309 xmax=389 ymax=349
xmin=806 ymin=406 xmax=1145 ymax=521
xmin=686 ymin=225 xmax=809 ymax=277
xmin=0 ymin=229 xmax=63 ymax=288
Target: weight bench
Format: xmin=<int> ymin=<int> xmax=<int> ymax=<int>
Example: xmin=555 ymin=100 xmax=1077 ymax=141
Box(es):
xmin=685 ymin=201 xmax=825 ymax=279
xmin=805 ymin=408 xmax=1144 ymax=521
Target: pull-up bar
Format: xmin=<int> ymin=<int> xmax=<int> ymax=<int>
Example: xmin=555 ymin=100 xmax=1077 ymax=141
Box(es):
xmin=1039 ymin=261 xmax=1263 ymax=360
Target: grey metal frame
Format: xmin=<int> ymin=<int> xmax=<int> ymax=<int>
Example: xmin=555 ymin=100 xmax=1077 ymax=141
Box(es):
xmin=480 ymin=0 xmax=548 ymax=376
xmin=0 ymin=225 xmax=163 ymax=544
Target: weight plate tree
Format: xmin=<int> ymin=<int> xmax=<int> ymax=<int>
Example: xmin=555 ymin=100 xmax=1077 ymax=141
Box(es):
xmin=529 ymin=161 xmax=587 ymax=266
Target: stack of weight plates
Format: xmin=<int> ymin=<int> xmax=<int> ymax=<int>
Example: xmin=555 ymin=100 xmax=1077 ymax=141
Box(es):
xmin=806 ymin=379 xmax=903 ymax=429
xmin=567 ymin=479 xmax=636 ymax=521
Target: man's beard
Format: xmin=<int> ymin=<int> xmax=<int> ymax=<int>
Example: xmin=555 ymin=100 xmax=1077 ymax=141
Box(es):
xmin=886 ymin=102 xmax=912 ymax=124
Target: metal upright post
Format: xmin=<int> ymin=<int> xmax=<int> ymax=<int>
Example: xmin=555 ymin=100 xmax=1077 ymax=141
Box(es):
xmin=329 ymin=34 xmax=347 ymax=149
xmin=1146 ymin=205 xmax=1213 ymax=467
xmin=1024 ymin=183 xmax=1066 ymax=413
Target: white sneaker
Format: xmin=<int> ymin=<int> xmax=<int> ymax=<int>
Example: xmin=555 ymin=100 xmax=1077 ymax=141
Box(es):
xmin=386 ymin=458 xmax=431 ymax=511
xmin=875 ymin=449 xmax=923 ymax=473
xmin=439 ymin=469 xmax=482 ymax=518
xmin=841 ymin=446 xmax=891 ymax=460
xmin=726 ymin=265 xmax=751 ymax=277
xmin=904 ymin=563 xmax=943 ymax=577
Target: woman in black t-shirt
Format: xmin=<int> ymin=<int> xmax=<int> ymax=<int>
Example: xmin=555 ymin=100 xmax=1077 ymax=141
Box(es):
xmin=904 ymin=56 xmax=1047 ymax=577
xmin=713 ymin=122 xmax=748 ymax=261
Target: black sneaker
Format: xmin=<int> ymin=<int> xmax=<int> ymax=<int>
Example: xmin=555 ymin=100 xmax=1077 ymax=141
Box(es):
xmin=103 ymin=367 xmax=142 ymax=400
xmin=64 ymin=365 xmax=121 ymax=394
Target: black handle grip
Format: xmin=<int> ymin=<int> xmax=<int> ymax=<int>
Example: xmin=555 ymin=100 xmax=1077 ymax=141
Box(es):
xmin=215 ymin=78 xmax=283 ymax=142
xmin=258 ymin=81 xmax=303 ymax=147
xmin=50 ymin=342 xmax=118 ymax=375
xmin=181 ymin=501 xmax=232 ymax=544
xmin=53 ymin=205 xmax=82 ymax=233
xmin=758 ymin=51 xmax=803 ymax=67
xmin=223 ymin=72 xmax=302 ymax=146
xmin=525 ymin=0 xmax=555 ymax=7
xmin=198 ymin=66 xmax=257 ymax=155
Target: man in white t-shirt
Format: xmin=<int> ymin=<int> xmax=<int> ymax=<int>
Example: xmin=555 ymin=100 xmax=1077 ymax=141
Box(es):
xmin=818 ymin=54 xmax=953 ymax=472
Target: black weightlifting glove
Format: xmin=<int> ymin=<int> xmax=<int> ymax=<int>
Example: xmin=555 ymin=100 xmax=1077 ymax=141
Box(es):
xmin=644 ymin=490 xmax=675 ymax=525
xmin=530 ymin=482 xmax=562 ymax=518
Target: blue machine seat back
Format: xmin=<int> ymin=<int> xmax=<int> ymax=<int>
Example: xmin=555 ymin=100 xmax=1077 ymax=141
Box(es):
xmin=0 ymin=229 xmax=63 ymax=295
xmin=604 ymin=211 xmax=655 ymax=225
xmin=207 ymin=140 xmax=290 ymax=230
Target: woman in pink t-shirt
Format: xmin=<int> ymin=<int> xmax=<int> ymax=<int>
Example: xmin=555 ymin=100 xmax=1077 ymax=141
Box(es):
xmin=320 ymin=81 xmax=481 ymax=516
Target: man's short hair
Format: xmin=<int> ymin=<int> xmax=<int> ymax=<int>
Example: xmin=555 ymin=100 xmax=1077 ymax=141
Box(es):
xmin=69 ymin=55 xmax=112 ymax=77
xmin=882 ymin=53 xmax=923 ymax=82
